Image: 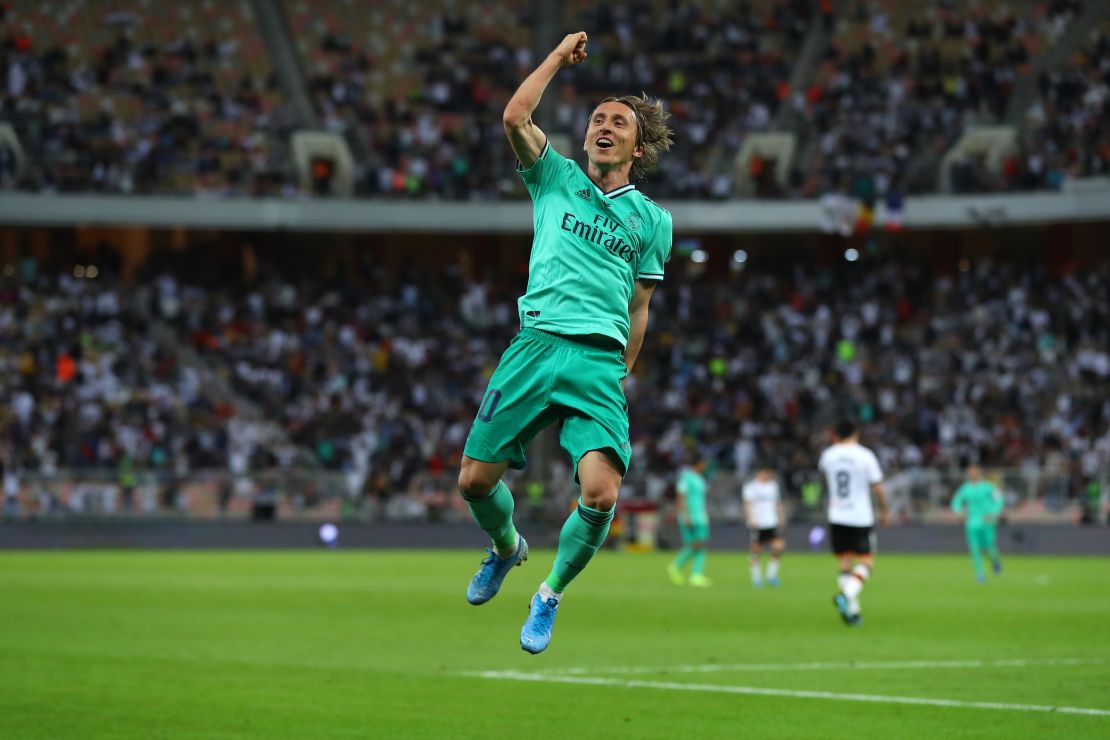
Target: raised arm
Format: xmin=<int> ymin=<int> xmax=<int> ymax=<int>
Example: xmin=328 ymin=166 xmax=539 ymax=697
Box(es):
xmin=503 ymin=32 xmax=588 ymax=168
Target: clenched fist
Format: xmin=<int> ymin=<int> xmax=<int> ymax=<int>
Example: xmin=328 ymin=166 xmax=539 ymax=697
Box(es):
xmin=552 ymin=32 xmax=588 ymax=67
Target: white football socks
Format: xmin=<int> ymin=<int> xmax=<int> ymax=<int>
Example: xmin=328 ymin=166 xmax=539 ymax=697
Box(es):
xmin=841 ymin=564 xmax=870 ymax=612
xmin=847 ymin=596 xmax=861 ymax=616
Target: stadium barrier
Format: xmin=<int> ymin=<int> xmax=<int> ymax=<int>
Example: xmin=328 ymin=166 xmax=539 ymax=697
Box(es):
xmin=4 ymin=467 xmax=1102 ymax=528
xmin=1 ymin=184 xmax=1109 ymax=232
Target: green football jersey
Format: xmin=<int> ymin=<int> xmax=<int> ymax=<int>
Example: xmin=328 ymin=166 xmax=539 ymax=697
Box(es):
xmin=951 ymin=481 xmax=1003 ymax=527
xmin=678 ymin=468 xmax=708 ymax=523
xmin=516 ymin=141 xmax=673 ymax=348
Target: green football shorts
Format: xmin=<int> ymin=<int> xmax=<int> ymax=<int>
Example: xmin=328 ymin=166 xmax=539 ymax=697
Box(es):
xmin=463 ymin=328 xmax=631 ymax=479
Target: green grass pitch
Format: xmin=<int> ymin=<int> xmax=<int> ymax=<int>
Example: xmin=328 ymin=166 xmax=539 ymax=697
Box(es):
xmin=1 ymin=549 xmax=1108 ymax=739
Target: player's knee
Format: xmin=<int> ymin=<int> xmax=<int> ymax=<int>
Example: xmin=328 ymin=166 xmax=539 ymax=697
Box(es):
xmin=580 ymin=482 xmax=618 ymax=512
xmin=457 ymin=463 xmax=498 ymax=500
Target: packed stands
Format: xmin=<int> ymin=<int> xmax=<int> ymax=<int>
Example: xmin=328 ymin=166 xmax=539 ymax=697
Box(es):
xmin=0 ymin=0 xmax=296 ymax=195
xmin=287 ymin=0 xmax=534 ymax=199
xmin=1 ymin=1 xmax=1104 ymax=199
xmin=37 ymin=247 xmax=1092 ymax=514
xmin=631 ymin=251 xmax=1110 ymax=504
xmin=556 ymin=0 xmax=810 ymax=199
xmin=1020 ymin=19 xmax=1110 ymax=190
xmin=794 ymin=0 xmax=1084 ymax=201
xmin=0 ymin=265 xmax=294 ymax=515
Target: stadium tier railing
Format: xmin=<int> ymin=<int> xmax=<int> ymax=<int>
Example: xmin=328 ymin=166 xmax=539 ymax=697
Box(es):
xmin=4 ymin=467 xmax=1103 ymax=528
xmin=0 ymin=179 xmax=1109 ymax=232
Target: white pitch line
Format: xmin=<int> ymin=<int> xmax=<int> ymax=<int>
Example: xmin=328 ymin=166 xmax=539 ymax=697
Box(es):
xmin=544 ymin=657 xmax=1104 ymax=676
xmin=466 ymin=670 xmax=1110 ymax=717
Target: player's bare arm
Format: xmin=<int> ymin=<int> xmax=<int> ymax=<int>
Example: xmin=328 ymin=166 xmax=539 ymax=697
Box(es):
xmin=873 ymin=482 xmax=889 ymax=527
xmin=503 ymin=32 xmax=588 ymax=168
xmin=624 ymin=280 xmax=655 ymax=378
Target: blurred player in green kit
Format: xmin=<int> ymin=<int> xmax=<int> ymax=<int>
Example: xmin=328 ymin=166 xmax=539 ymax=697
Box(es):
xmin=668 ymin=453 xmax=711 ymax=587
xmin=457 ymin=31 xmax=674 ymax=654
xmin=951 ymin=465 xmax=1004 ymax=582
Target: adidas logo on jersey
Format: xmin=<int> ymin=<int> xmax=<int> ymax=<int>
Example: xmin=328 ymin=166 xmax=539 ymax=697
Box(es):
xmin=575 ymin=188 xmax=591 ymax=201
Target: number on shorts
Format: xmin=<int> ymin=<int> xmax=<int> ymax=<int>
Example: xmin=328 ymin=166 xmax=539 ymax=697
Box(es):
xmin=835 ymin=470 xmax=851 ymax=499
xmin=477 ymin=389 xmax=502 ymax=422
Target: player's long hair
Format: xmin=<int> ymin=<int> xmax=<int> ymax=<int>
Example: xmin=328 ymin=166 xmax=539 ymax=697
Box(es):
xmin=601 ymin=94 xmax=674 ymax=181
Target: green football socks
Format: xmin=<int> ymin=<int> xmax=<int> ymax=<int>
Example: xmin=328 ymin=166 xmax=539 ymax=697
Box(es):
xmin=984 ymin=529 xmax=1000 ymax=569
xmin=691 ymin=549 xmax=707 ymax=577
xmin=464 ymin=480 xmax=518 ymax=554
xmin=544 ymin=498 xmax=614 ymax=593
xmin=970 ymin=544 xmax=986 ymax=581
xmin=673 ymin=546 xmax=694 ymax=570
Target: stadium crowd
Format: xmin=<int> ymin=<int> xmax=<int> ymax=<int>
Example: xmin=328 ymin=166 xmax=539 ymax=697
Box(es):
xmin=630 ymin=254 xmax=1110 ymax=502
xmin=157 ymin=260 xmax=505 ymax=507
xmin=0 ymin=0 xmax=297 ymax=195
xmin=1021 ymin=19 xmax=1110 ymax=189
xmin=292 ymin=0 xmax=808 ymax=200
xmin=2 ymin=0 xmax=1101 ymax=200
xmin=0 ymin=265 xmax=293 ymax=514
xmin=541 ymin=0 xmax=810 ymax=200
xmin=289 ymin=0 xmax=532 ymax=200
xmin=798 ymin=0 xmax=1086 ymax=201
xmin=12 ymin=250 xmax=1086 ymax=514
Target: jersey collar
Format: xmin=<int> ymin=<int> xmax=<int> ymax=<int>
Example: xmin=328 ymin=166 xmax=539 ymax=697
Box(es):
xmin=594 ymin=183 xmax=636 ymax=200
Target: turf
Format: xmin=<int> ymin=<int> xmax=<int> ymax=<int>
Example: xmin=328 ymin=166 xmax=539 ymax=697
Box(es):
xmin=1 ymin=549 xmax=1108 ymax=739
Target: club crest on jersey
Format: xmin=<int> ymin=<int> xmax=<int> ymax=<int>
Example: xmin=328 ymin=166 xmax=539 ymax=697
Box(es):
xmin=625 ymin=214 xmax=641 ymax=231
xmin=575 ymin=188 xmax=591 ymax=201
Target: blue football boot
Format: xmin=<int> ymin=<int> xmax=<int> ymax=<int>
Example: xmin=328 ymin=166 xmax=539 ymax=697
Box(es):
xmin=466 ymin=537 xmax=528 ymax=605
xmin=520 ymin=592 xmax=560 ymax=654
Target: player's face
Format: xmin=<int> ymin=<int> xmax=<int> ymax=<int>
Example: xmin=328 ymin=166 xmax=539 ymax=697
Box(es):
xmin=584 ymin=102 xmax=642 ymax=168
xmin=968 ymin=465 xmax=982 ymax=481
